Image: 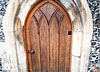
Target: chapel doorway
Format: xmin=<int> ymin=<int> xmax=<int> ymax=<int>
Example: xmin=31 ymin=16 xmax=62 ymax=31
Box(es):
xmin=24 ymin=0 xmax=72 ymax=72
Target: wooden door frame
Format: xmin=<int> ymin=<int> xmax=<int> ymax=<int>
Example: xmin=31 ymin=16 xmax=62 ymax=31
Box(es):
xmin=24 ymin=0 xmax=73 ymax=72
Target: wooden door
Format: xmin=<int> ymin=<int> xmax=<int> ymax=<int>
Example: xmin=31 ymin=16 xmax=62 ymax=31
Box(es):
xmin=24 ymin=0 xmax=72 ymax=72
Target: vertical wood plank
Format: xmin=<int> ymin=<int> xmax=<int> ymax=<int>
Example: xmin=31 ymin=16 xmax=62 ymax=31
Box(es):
xmin=49 ymin=17 xmax=59 ymax=72
xmin=40 ymin=17 xmax=49 ymax=72
xmin=29 ymin=17 xmax=41 ymax=72
xmin=25 ymin=30 xmax=33 ymax=72
xmin=59 ymin=17 xmax=69 ymax=72
xmin=66 ymin=28 xmax=72 ymax=72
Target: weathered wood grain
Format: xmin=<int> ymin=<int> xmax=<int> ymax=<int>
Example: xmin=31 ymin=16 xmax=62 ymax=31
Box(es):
xmin=59 ymin=17 xmax=68 ymax=72
xmin=29 ymin=17 xmax=41 ymax=72
xmin=50 ymin=17 xmax=59 ymax=72
xmin=24 ymin=1 xmax=72 ymax=72
xmin=40 ymin=17 xmax=49 ymax=72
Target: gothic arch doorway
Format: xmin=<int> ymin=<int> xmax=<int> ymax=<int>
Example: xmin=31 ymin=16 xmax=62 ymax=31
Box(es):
xmin=24 ymin=0 xmax=72 ymax=72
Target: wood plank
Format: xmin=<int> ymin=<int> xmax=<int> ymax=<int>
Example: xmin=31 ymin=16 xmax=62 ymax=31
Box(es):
xmin=25 ymin=30 xmax=33 ymax=72
xmin=66 ymin=28 xmax=72 ymax=72
xmin=40 ymin=17 xmax=49 ymax=72
xmin=59 ymin=16 xmax=69 ymax=72
xmin=29 ymin=17 xmax=41 ymax=72
xmin=49 ymin=17 xmax=59 ymax=72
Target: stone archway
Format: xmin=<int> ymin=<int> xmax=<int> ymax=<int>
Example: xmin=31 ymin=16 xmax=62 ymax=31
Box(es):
xmin=1 ymin=0 xmax=93 ymax=72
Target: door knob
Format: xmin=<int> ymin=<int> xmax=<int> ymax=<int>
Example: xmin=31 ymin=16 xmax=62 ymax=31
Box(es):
xmin=28 ymin=50 xmax=35 ymax=54
xmin=31 ymin=50 xmax=35 ymax=54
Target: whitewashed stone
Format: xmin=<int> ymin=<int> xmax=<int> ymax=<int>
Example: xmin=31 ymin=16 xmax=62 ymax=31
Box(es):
xmin=71 ymin=56 xmax=80 ymax=72
xmin=15 ymin=40 xmax=27 ymax=72
xmin=72 ymin=31 xmax=83 ymax=57
xmin=81 ymin=1 xmax=93 ymax=34
xmin=0 ymin=43 xmax=10 ymax=71
xmin=79 ymin=0 xmax=93 ymax=72
xmin=4 ymin=43 xmax=19 ymax=72
xmin=3 ymin=0 xmax=19 ymax=32
xmin=4 ymin=32 xmax=15 ymax=44
xmin=80 ymin=34 xmax=92 ymax=72
xmin=18 ymin=3 xmax=32 ymax=26
xmin=0 ymin=31 xmax=19 ymax=71
xmin=27 ymin=0 xmax=37 ymax=6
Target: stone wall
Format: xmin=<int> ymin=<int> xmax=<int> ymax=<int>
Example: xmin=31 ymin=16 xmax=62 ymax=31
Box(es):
xmin=0 ymin=0 xmax=9 ymax=42
xmin=0 ymin=0 xmax=9 ymax=72
xmin=88 ymin=0 xmax=100 ymax=72
xmin=0 ymin=0 xmax=93 ymax=72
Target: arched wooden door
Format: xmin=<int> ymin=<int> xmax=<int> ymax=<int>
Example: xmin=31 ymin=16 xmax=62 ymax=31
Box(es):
xmin=24 ymin=0 xmax=72 ymax=72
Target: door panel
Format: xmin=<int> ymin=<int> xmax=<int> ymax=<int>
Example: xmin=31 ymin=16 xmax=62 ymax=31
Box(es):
xmin=49 ymin=17 xmax=59 ymax=72
xmin=59 ymin=17 xmax=69 ymax=72
xmin=40 ymin=17 xmax=49 ymax=72
xmin=24 ymin=1 xmax=72 ymax=72
xmin=40 ymin=3 xmax=57 ymax=22
xmin=29 ymin=17 xmax=41 ymax=72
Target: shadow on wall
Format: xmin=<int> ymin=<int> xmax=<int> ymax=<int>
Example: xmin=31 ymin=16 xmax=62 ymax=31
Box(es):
xmin=14 ymin=18 xmax=24 ymax=45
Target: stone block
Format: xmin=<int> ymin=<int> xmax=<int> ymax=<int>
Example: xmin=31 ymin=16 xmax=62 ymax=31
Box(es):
xmin=71 ymin=56 xmax=80 ymax=72
xmin=72 ymin=31 xmax=83 ymax=57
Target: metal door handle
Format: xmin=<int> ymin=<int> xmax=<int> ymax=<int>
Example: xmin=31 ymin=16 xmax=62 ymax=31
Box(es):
xmin=31 ymin=50 xmax=35 ymax=54
xmin=28 ymin=50 xmax=35 ymax=54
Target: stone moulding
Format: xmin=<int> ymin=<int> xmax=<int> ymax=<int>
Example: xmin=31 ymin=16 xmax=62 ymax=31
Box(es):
xmin=1 ymin=0 xmax=93 ymax=72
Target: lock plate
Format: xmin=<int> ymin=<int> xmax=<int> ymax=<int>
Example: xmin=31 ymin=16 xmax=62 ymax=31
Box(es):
xmin=68 ymin=31 xmax=72 ymax=35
